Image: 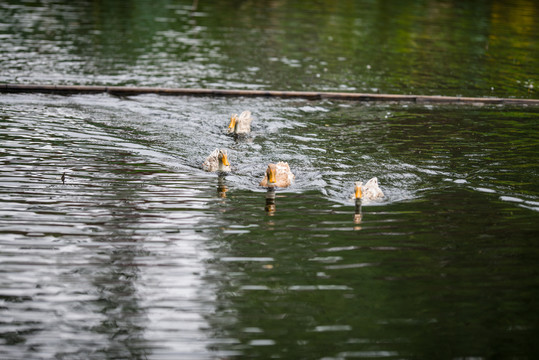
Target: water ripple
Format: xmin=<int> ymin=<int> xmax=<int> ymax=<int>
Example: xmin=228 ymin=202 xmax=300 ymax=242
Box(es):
xmin=1 ymin=92 xmax=538 ymax=359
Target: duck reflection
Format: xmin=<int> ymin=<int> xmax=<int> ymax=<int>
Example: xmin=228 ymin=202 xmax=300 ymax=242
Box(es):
xmin=265 ymin=188 xmax=276 ymax=215
xmin=217 ymin=174 xmax=228 ymax=198
xmin=354 ymin=198 xmax=363 ymax=226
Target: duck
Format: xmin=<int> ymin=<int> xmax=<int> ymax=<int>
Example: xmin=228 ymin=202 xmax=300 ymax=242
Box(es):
xmin=203 ymin=149 xmax=231 ymax=172
xmin=228 ymin=110 xmax=252 ymax=134
xmin=354 ymin=177 xmax=384 ymax=201
xmin=260 ymin=162 xmax=295 ymax=188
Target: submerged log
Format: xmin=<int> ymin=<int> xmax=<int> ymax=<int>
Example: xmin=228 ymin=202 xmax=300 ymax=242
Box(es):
xmin=1 ymin=83 xmax=538 ymax=105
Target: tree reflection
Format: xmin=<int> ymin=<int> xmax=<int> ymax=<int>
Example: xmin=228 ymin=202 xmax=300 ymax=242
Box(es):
xmin=89 ymin=154 xmax=150 ymax=360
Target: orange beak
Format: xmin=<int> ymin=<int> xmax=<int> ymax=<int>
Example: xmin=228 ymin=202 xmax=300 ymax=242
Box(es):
xmin=268 ymin=168 xmax=276 ymax=184
xmin=221 ymin=153 xmax=230 ymax=167
xmin=228 ymin=116 xmax=237 ymax=131
xmin=355 ymin=184 xmax=362 ymax=199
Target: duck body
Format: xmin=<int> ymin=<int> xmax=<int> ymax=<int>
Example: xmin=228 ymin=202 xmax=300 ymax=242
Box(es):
xmin=355 ymin=177 xmax=384 ymax=201
xmin=228 ymin=110 xmax=252 ymax=134
xmin=203 ymin=149 xmax=231 ymax=172
xmin=260 ymin=162 xmax=295 ymax=188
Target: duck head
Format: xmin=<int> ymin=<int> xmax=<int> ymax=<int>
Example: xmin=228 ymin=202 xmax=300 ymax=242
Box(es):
xmin=265 ymin=163 xmax=277 ymax=185
xmin=354 ymin=181 xmax=363 ymax=200
xmin=227 ymin=114 xmax=238 ymax=133
xmin=218 ymin=149 xmax=230 ymax=170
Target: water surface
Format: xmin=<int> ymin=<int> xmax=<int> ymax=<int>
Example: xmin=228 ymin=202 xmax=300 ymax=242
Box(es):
xmin=1 ymin=93 xmax=538 ymax=359
xmin=1 ymin=0 xmax=538 ymax=98
xmin=1 ymin=0 xmax=539 ymax=359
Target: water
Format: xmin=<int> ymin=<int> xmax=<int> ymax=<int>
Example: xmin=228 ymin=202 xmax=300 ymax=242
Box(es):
xmin=1 ymin=0 xmax=539 ymax=359
xmin=1 ymin=0 xmax=538 ymax=98
xmin=2 ymin=93 xmax=538 ymax=359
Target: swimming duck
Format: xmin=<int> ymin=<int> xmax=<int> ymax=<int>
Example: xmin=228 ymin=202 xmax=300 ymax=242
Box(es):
xmin=354 ymin=177 xmax=384 ymax=201
xmin=228 ymin=110 xmax=252 ymax=134
xmin=260 ymin=162 xmax=295 ymax=188
xmin=203 ymin=149 xmax=231 ymax=172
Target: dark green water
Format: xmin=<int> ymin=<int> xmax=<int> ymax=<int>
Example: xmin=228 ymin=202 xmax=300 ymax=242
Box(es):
xmin=1 ymin=1 xmax=539 ymax=359
xmin=1 ymin=0 xmax=538 ymax=98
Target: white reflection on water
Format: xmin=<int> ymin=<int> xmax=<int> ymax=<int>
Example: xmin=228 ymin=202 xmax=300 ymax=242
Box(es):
xmin=0 ymin=95 xmax=220 ymax=358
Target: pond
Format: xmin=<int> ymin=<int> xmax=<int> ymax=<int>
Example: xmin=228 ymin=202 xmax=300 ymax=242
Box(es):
xmin=1 ymin=1 xmax=539 ymax=359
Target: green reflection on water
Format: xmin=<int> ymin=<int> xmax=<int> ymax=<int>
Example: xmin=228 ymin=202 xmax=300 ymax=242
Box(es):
xmin=1 ymin=0 xmax=537 ymax=97
xmin=206 ymin=187 xmax=539 ymax=359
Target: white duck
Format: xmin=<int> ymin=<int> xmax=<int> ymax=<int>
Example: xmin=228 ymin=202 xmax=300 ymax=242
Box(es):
xmin=203 ymin=149 xmax=231 ymax=172
xmin=259 ymin=162 xmax=295 ymax=188
xmin=228 ymin=110 xmax=252 ymax=134
xmin=354 ymin=177 xmax=384 ymax=201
